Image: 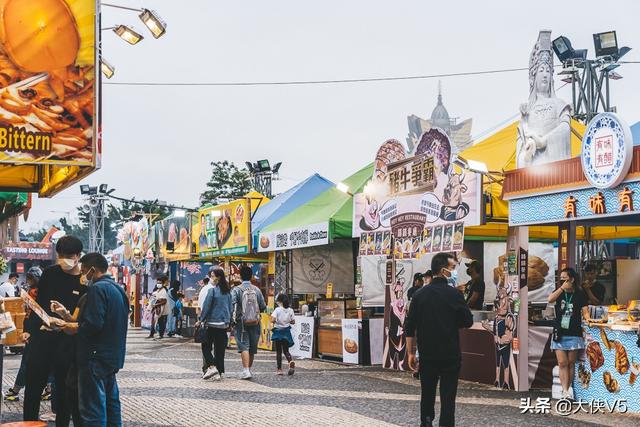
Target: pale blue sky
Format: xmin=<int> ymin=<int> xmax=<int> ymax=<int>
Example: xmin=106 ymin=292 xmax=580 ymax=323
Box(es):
xmin=24 ymin=0 xmax=640 ymax=231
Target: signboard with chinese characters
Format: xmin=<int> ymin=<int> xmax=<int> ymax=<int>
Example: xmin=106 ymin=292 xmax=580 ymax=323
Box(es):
xmin=354 ymin=130 xmax=478 ymax=256
xmin=194 ymin=199 xmax=251 ymax=257
xmin=257 ymin=222 xmax=329 ymax=252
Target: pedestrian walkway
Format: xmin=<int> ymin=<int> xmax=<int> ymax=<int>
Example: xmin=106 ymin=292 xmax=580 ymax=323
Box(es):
xmin=1 ymin=328 xmax=638 ymax=426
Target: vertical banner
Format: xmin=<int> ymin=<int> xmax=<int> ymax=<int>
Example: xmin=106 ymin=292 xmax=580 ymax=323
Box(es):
xmin=369 ymin=318 xmax=385 ymax=365
xmin=290 ymin=316 xmax=315 ymax=359
xmin=341 ymin=319 xmax=361 ymax=364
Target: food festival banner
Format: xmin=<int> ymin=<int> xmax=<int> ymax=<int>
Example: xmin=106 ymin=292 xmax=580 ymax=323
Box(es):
xmin=353 ymin=131 xmax=480 ymax=257
xmin=290 ymin=316 xmax=315 ymax=359
xmin=156 ymin=215 xmax=191 ymax=261
xmin=341 ymin=319 xmax=360 ymax=364
xmin=195 ymin=199 xmax=251 ymax=257
xmin=0 ymin=0 xmax=97 ymax=166
xmin=257 ymin=222 xmax=329 ymax=252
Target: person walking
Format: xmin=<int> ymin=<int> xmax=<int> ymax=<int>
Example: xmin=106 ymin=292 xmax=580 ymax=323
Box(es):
xmin=0 ymin=272 xmax=19 ymax=297
xmin=548 ymin=267 xmax=590 ymax=400
xmin=166 ymin=280 xmax=180 ymax=337
xmin=55 ymin=252 xmax=129 ymax=426
xmin=231 ymin=266 xmax=266 ymax=380
xmin=197 ymin=271 xmax=215 ymax=373
xmin=406 ymin=252 xmax=474 ymax=427
xmin=271 ymin=294 xmax=295 ymax=376
xmin=23 ymin=236 xmax=87 ymax=426
xmin=149 ymin=276 xmax=169 ymax=339
xmin=198 ymin=269 xmax=232 ymax=381
xmin=174 ymin=292 xmax=185 ymax=337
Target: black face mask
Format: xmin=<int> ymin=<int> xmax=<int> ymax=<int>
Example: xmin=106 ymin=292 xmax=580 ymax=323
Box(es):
xmin=466 ymin=269 xmax=471 ymax=276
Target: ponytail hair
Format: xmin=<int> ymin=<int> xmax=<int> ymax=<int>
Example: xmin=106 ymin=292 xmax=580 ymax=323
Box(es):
xmin=276 ymin=293 xmax=290 ymax=309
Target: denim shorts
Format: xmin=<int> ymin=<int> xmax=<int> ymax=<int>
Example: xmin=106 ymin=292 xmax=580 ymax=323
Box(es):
xmin=551 ymin=335 xmax=585 ymax=351
xmin=235 ymin=324 xmax=260 ymax=354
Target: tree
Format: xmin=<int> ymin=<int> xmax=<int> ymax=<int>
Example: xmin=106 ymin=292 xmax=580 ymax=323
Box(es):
xmin=200 ymin=161 xmax=252 ymax=206
xmin=59 ymin=216 xmax=90 ymax=251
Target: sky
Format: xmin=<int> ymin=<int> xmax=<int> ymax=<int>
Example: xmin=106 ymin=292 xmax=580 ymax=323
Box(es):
xmin=22 ymin=0 xmax=640 ymax=231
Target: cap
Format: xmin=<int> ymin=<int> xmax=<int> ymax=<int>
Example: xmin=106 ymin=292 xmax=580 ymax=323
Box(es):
xmin=413 ymin=273 xmax=424 ymax=282
xmin=26 ymin=266 xmax=42 ymax=279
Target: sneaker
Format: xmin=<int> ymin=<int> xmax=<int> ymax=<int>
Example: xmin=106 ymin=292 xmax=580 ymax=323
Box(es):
xmin=240 ymin=369 xmax=252 ymax=380
xmin=202 ymin=366 xmax=220 ymax=380
xmin=174 ymin=334 xmax=183 ymax=338
xmin=4 ymin=388 xmax=19 ymax=401
xmin=146 ymin=334 xmax=154 ymax=339
xmin=40 ymin=411 xmax=56 ymax=422
xmin=212 ymin=372 xmax=222 ymax=381
xmin=288 ymin=361 xmax=295 ymax=376
xmin=276 ymin=369 xmax=284 ymax=376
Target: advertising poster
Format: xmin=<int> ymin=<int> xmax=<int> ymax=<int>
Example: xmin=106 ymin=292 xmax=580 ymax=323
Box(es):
xmin=118 ymin=218 xmax=150 ymax=262
xmin=258 ymin=222 xmax=329 ymax=252
xmin=258 ymin=313 xmax=273 ymax=350
xmin=483 ymin=242 xmax=556 ymax=304
xmin=341 ymin=319 xmax=360 ymax=364
xmin=195 ymin=199 xmax=251 ymax=257
xmin=369 ymin=318 xmax=385 ymax=365
xmin=290 ymin=316 xmax=315 ymax=359
xmin=157 ymin=215 xmax=191 ymax=261
xmin=291 ymin=240 xmax=354 ymax=294
xmin=0 ymin=1 xmax=97 ymax=166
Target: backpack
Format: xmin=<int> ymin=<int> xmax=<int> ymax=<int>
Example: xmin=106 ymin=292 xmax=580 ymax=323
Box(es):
xmin=241 ymin=285 xmax=260 ymax=326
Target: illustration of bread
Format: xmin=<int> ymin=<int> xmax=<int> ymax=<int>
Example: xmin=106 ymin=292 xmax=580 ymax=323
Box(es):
xmin=344 ymin=338 xmax=358 ymax=354
xmin=260 ymin=236 xmax=270 ymax=249
xmin=600 ymin=328 xmax=613 ymax=351
xmin=578 ymin=363 xmax=591 ymax=388
xmin=614 ymin=341 xmax=629 ymax=375
xmin=603 ymin=371 xmax=620 ymax=393
xmin=493 ymin=254 xmax=549 ymax=291
xmin=586 ymin=341 xmax=604 ymax=372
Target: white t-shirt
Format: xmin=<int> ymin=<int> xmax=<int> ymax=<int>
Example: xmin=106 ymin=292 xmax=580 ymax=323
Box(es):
xmin=155 ymin=287 xmax=170 ymax=316
xmin=198 ymin=284 xmax=214 ymax=309
xmin=271 ymin=306 xmax=295 ymax=329
xmin=0 ymin=281 xmax=16 ymax=298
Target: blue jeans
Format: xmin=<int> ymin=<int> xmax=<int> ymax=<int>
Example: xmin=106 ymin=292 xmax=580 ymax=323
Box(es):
xmin=78 ymin=360 xmax=122 ymax=427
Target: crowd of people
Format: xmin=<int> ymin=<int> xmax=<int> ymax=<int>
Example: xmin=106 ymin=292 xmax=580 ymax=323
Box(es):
xmin=3 ymin=236 xmax=129 ymax=426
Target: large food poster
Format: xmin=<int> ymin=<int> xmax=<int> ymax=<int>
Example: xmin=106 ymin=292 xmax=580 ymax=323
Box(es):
xmin=291 ymin=240 xmax=354 ymax=294
xmin=0 ymin=0 xmax=97 ymax=166
xmin=341 ymin=319 xmax=360 ymax=364
xmin=353 ymin=132 xmax=481 ymax=246
xmin=290 ymin=316 xmax=315 ymax=359
xmin=483 ymin=242 xmax=556 ymax=304
xmin=157 ymin=216 xmax=191 ymax=261
xmin=118 ymin=218 xmax=150 ymax=262
xmin=195 ymin=199 xmax=251 ymax=257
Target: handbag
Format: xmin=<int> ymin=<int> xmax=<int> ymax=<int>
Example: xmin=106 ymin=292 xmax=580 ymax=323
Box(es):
xmin=194 ymin=323 xmax=207 ymax=343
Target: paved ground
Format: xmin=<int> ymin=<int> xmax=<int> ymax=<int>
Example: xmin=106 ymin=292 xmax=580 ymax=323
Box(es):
xmin=1 ymin=328 xmax=638 ymax=426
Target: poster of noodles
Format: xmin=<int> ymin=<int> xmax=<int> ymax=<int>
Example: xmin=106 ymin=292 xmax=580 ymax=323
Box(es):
xmin=353 ymin=131 xmax=481 ymax=243
xmin=0 ymin=0 xmax=97 ymax=166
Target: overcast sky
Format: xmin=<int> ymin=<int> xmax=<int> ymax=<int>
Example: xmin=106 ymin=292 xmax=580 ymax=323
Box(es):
xmin=22 ymin=0 xmax=640 ymax=231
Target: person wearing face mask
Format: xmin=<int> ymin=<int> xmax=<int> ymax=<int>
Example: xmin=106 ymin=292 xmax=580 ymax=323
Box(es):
xmin=23 ymin=236 xmax=86 ymax=426
xmin=405 ymin=252 xmax=473 ymax=427
xmin=148 ymin=276 xmax=170 ymax=339
xmin=51 ymin=252 xmax=129 ymax=426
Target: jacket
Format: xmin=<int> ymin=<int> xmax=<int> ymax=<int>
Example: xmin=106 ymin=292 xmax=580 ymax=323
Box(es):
xmin=405 ymin=277 xmax=473 ymax=361
xmin=199 ymin=286 xmax=232 ymax=325
xmin=77 ymin=274 xmax=129 ymax=371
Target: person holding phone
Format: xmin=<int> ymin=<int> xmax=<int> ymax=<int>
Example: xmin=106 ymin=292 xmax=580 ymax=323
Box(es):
xmin=548 ymin=267 xmax=591 ymax=400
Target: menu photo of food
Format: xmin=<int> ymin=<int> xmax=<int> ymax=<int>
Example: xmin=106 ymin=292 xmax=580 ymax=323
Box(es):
xmin=216 ymin=210 xmax=233 ymax=248
xmin=394 ymin=239 xmax=402 ymax=258
xmin=453 ymin=222 xmax=464 ymax=251
xmin=432 ymin=226 xmax=443 ymax=252
xmin=366 ymin=233 xmax=375 ymax=255
xmin=382 ymin=231 xmax=391 ymax=255
xmin=442 ymin=224 xmax=453 ymax=251
xmin=374 ymin=232 xmax=383 ymax=255
xmin=422 ymin=227 xmax=432 ymax=254
xmin=402 ymin=238 xmax=412 ymax=259
xmin=411 ymin=237 xmax=420 ymax=258
xmin=359 ymin=233 xmax=367 ymax=255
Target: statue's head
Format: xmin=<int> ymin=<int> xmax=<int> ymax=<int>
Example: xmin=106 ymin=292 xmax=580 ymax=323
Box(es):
xmin=528 ymin=31 xmax=555 ymax=99
xmin=535 ymin=60 xmax=552 ymax=96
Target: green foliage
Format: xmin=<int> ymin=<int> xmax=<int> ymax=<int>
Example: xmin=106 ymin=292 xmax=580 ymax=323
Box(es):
xmin=200 ymin=161 xmax=251 ymax=206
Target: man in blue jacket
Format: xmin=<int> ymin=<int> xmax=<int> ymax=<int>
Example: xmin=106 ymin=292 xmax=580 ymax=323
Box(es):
xmin=66 ymin=252 xmax=129 ymax=426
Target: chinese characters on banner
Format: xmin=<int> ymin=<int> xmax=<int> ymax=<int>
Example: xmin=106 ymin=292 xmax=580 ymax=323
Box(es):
xmin=564 ymin=186 xmax=636 ymax=219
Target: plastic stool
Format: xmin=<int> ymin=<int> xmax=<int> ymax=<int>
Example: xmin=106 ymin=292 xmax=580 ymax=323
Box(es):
xmin=0 ymin=422 xmax=48 ymax=427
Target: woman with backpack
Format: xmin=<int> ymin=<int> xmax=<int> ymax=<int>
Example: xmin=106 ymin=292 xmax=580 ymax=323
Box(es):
xmin=197 ymin=269 xmax=232 ymax=381
xmin=271 ymin=294 xmax=296 ymax=375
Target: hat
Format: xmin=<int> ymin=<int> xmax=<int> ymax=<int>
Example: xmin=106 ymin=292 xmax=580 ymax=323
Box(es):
xmin=413 ymin=273 xmax=424 ymax=282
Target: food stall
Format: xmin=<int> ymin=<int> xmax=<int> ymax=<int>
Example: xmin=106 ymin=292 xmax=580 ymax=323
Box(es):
xmin=258 ymin=165 xmax=371 ymax=361
xmin=502 ymin=110 xmax=640 ymax=408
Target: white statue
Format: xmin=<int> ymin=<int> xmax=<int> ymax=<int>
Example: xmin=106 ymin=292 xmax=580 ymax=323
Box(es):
xmin=516 ymin=31 xmax=571 ymax=168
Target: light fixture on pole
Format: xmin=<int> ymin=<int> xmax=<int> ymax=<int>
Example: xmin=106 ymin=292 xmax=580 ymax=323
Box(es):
xmin=139 ymin=9 xmax=167 ymax=39
xmin=336 ymin=182 xmax=352 ymax=196
xmin=114 ymin=25 xmax=144 ymax=45
xmin=100 ymin=58 xmax=115 ymax=79
xmin=593 ymin=31 xmax=619 ymax=58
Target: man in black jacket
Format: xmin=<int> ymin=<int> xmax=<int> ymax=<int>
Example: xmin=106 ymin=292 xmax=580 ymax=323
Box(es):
xmin=406 ymin=252 xmax=473 ymax=427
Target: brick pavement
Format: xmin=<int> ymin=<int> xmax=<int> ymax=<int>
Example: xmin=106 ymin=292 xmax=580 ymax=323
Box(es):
xmin=1 ymin=328 xmax=639 ymax=426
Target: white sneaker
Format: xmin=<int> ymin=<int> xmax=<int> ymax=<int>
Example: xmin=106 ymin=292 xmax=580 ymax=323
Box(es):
xmin=240 ymin=369 xmax=252 ymax=380
xmin=174 ymin=334 xmax=183 ymax=338
xmin=212 ymin=372 xmax=221 ymax=381
xmin=202 ymin=366 xmax=219 ymax=380
xmin=562 ymin=389 xmax=573 ymax=400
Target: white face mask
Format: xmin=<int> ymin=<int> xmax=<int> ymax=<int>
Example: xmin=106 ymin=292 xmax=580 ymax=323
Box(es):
xmin=156 ymin=283 xmax=163 ymax=289
xmin=60 ymin=258 xmax=78 ymax=271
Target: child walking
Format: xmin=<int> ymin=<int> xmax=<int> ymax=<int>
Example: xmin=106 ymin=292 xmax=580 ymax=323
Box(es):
xmin=271 ymin=294 xmax=296 ymax=375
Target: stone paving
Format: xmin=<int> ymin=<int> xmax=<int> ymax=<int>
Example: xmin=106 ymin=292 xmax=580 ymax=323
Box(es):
xmin=1 ymin=328 xmax=639 ymax=426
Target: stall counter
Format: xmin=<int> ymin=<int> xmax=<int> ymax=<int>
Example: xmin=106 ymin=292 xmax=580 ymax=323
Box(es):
xmin=574 ymin=324 xmax=640 ymax=412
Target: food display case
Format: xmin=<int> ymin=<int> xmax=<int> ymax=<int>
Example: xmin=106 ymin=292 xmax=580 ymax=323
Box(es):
xmin=317 ymin=298 xmax=357 ymax=359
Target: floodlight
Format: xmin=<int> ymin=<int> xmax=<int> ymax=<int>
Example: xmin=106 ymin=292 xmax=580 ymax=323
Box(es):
xmin=336 ymin=182 xmax=350 ymax=194
xmin=552 ymin=36 xmax=574 ymax=62
xmin=256 ymin=159 xmax=270 ymax=172
xmin=173 ymin=209 xmax=186 ymax=218
xmin=593 ymin=31 xmax=618 ymax=58
xmin=99 ymin=184 xmax=108 ymax=193
xmin=609 ymin=72 xmax=623 ymax=80
xmin=245 ymin=162 xmax=255 ymax=173
xmin=114 ymin=25 xmax=144 ymax=45
xmin=100 ymin=58 xmax=115 ymax=79
xmin=271 ymin=162 xmax=282 ymax=174
xmin=139 ymin=9 xmax=167 ymax=39
xmin=466 ymin=159 xmax=489 ymax=174
xmin=80 ymin=185 xmax=91 ymax=195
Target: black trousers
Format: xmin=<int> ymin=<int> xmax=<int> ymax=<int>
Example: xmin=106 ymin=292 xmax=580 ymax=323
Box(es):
xmin=201 ymin=327 xmax=228 ymax=374
xmin=274 ymin=339 xmax=292 ymax=370
xmin=419 ymin=359 xmax=461 ymax=427
xmin=157 ymin=315 xmax=168 ymax=337
xmin=24 ymin=333 xmax=79 ymax=426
